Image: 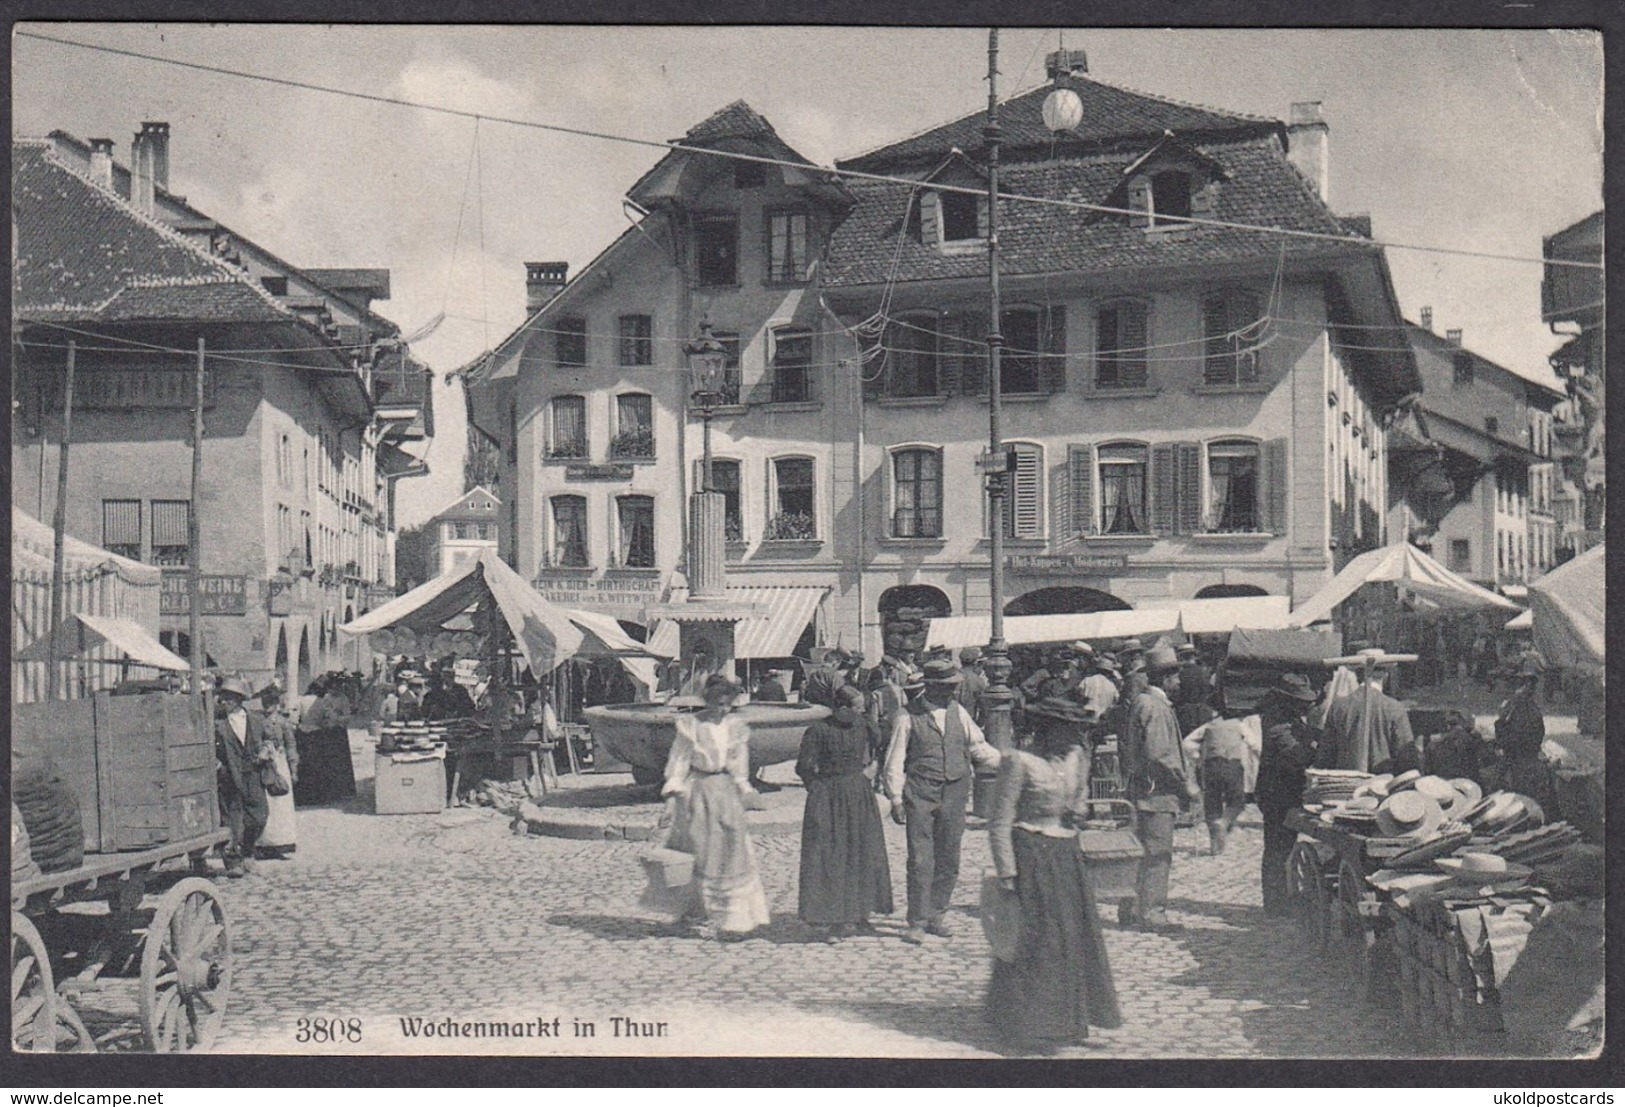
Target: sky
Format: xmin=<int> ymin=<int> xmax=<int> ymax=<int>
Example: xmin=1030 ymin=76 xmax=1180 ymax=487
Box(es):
xmin=13 ymin=25 xmax=1603 ymax=527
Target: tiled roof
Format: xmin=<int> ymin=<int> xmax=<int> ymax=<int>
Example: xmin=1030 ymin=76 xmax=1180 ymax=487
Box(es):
xmin=682 ymin=100 xmax=777 ymax=144
xmin=12 ymin=141 xmax=289 ymax=325
xmin=841 ymin=77 xmax=1278 ymax=172
xmin=305 ymin=267 xmax=391 ymax=300
xmin=823 ymin=136 xmax=1367 ymax=288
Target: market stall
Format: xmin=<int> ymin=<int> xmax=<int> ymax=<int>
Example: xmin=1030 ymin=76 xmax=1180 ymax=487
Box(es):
xmin=923 ymin=594 xmax=1291 ymax=651
xmin=339 ymin=551 xmax=666 ymax=807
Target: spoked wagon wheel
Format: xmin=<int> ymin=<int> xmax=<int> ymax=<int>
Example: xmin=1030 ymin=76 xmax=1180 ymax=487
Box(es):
xmin=11 ymin=912 xmax=57 ymax=1052
xmin=1285 ymin=843 xmax=1325 ymax=948
xmin=53 ymin=994 xmax=95 ymax=1052
xmin=139 ymin=878 xmax=231 ymax=1052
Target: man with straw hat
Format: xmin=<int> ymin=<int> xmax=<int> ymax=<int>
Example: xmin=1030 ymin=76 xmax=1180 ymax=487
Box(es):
xmin=1121 ymin=645 xmax=1198 ymax=930
xmin=883 ymin=657 xmax=1002 ymax=945
xmin=214 ymin=676 xmax=270 ymax=878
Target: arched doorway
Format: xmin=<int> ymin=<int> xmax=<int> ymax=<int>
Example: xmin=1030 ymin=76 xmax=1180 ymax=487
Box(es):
xmin=274 ymin=626 xmax=290 ymax=692
xmin=297 ymin=627 xmax=313 ymax=694
xmin=1193 ymin=583 xmax=1270 ymax=599
xmin=877 ymin=584 xmax=952 ymax=659
xmin=1004 ymin=586 xmax=1131 ymax=617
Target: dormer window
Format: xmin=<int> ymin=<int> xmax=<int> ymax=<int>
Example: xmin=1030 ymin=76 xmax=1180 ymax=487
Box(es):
xmin=1150 ymin=171 xmax=1192 ymax=223
xmin=940 ymin=191 xmax=980 ymax=241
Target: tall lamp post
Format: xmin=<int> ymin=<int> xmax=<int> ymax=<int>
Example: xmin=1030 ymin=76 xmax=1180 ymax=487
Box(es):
xmin=685 ymin=320 xmax=728 ymax=601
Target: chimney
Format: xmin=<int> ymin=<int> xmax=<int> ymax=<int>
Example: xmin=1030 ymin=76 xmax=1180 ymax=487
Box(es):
xmin=139 ymin=122 xmax=170 ymax=192
xmin=1044 ymin=48 xmax=1089 ymax=81
xmin=88 ymin=138 xmax=115 ymax=192
xmin=130 ymin=127 xmax=155 ymax=215
xmin=525 ymin=262 xmax=568 ymax=313
xmin=1286 ymin=101 xmax=1329 ymax=203
xmin=1446 ymin=328 xmax=1463 ymax=346
xmin=1419 ymin=306 xmax=1432 ymax=332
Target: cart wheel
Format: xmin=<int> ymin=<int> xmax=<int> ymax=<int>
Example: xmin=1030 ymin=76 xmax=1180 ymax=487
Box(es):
xmin=140 ymin=877 xmax=231 ymax=1053
xmin=53 ymin=993 xmax=96 ymax=1052
xmin=1285 ymin=843 xmax=1325 ymax=949
xmin=11 ymin=912 xmax=57 ymax=1052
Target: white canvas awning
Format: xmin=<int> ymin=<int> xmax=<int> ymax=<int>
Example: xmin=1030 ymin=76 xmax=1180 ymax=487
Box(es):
xmin=1288 ymin=542 xmax=1518 ymax=627
xmin=1529 ymin=544 xmax=1604 ymax=672
xmin=648 ymin=585 xmax=828 ymax=660
xmin=17 ymin=612 xmax=191 ymax=671
xmin=924 ymin=594 xmax=1292 ymax=651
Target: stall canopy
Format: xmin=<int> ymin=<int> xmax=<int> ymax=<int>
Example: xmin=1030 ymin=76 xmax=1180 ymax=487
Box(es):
xmin=339 ymin=551 xmax=665 ymax=676
xmin=647 ymin=585 xmax=828 ymax=660
xmin=1529 ymin=544 xmax=1604 ymax=672
xmin=17 ymin=612 xmax=191 ymax=671
xmin=924 ymin=595 xmax=1291 ymax=652
xmin=1288 ymin=542 xmax=1518 ymax=626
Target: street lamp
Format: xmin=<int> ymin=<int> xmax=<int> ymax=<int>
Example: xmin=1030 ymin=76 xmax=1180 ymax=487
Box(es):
xmin=686 ymin=318 xmax=727 ymax=493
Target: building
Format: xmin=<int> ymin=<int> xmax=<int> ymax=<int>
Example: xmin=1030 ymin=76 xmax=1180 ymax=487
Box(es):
xmin=463 ymin=54 xmax=1418 ymax=659
xmin=425 ymin=486 xmax=503 ymax=575
xmin=1386 ymin=317 xmax=1565 ymax=592
xmin=1541 ymin=211 xmax=1604 ymax=552
xmin=12 ymin=125 xmax=432 ymax=692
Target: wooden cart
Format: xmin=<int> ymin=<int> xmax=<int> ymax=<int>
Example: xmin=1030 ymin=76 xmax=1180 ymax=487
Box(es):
xmin=12 ymin=690 xmax=234 ymax=1053
xmin=12 ymin=830 xmax=232 ymax=1053
xmin=1283 ymin=809 xmax=1412 ymax=998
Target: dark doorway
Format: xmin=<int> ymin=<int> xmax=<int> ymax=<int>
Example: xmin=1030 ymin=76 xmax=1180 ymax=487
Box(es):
xmin=877 ymin=585 xmax=952 ymax=659
xmin=1003 ymin=586 xmax=1131 ymax=617
xmin=1193 ymin=583 xmax=1270 ymax=600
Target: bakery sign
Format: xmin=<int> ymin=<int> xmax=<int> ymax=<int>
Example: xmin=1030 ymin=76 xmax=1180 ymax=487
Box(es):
xmin=532 ymin=572 xmax=666 ymax=614
xmin=1005 ymin=553 xmax=1127 ymax=575
xmin=161 ymin=573 xmax=249 ymax=616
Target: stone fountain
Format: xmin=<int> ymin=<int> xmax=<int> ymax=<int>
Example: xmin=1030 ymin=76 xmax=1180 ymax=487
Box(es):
xmin=584 ymin=325 xmax=829 ymax=788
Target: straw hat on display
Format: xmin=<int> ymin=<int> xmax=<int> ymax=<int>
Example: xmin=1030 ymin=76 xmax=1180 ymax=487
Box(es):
xmin=1374 ymin=790 xmax=1446 ymax=839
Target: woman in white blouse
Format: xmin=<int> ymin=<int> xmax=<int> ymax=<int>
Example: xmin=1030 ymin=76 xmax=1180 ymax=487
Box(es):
xmin=661 ymin=674 xmax=771 ymax=939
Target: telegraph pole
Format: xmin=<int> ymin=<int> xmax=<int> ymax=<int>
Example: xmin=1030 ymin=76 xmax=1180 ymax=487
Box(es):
xmin=189 ymin=337 xmax=206 ymax=730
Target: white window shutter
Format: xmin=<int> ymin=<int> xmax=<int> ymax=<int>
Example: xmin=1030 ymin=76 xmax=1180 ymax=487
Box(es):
xmin=919 ymin=192 xmax=942 ymax=249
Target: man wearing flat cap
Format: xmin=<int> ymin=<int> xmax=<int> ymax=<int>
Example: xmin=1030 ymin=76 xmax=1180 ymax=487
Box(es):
xmin=1121 ymin=646 xmax=1198 ymax=929
xmin=214 ymin=676 xmax=270 ymax=878
xmin=883 ymin=657 xmax=1002 ymax=944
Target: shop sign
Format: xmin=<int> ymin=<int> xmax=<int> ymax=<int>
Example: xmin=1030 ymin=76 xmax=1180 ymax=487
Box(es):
xmin=533 ymin=572 xmax=665 ymax=613
xmin=1005 ymin=553 xmax=1127 ymax=575
xmin=565 ymin=463 xmax=634 ymax=481
xmin=161 ymin=573 xmax=249 ymax=616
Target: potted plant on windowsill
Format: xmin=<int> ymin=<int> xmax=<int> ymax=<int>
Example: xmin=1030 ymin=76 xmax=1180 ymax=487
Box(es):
xmin=608 ymin=427 xmax=655 ymax=460
xmin=545 ymin=440 xmax=588 ymax=461
xmin=763 ymin=511 xmax=817 ymax=541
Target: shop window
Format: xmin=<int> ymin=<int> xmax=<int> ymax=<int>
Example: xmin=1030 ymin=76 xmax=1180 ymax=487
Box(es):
xmin=102 ymin=499 xmax=142 ymax=561
xmin=891 ymin=447 xmax=943 ymax=538
xmin=549 ymin=496 xmax=588 ymax=567
xmin=615 ymin=495 xmax=655 ymax=568
xmin=547 ymin=395 xmax=588 ymax=459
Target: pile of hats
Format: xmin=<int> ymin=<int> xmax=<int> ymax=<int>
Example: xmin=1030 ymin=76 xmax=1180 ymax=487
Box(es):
xmin=1465 ymin=812 xmax=1578 ymax=865
xmin=1302 ymin=768 xmax=1371 ymax=806
xmin=1314 ymin=772 xmax=1486 ymax=841
xmin=1462 ymin=791 xmax=1545 ymax=836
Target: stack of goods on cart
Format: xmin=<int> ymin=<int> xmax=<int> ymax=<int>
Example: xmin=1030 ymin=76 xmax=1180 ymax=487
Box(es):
xmin=1367 ymin=784 xmax=1602 ymax=1055
xmin=377 ymin=721 xmax=447 ymax=754
xmin=1300 ymin=768 xmax=1370 ymax=808
xmin=11 ymin=746 xmax=85 ymax=876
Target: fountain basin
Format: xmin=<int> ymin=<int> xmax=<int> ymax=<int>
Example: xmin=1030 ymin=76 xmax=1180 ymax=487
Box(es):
xmin=584 ymin=700 xmax=831 ymax=787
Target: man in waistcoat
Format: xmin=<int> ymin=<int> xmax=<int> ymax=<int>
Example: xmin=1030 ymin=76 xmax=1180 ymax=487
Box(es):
xmin=1122 ymin=646 xmax=1199 ymax=929
xmin=883 ymin=657 xmax=1002 ymax=944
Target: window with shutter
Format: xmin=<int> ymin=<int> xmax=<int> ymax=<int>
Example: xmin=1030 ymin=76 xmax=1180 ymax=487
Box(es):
xmin=102 ymin=500 xmax=143 ymax=561
xmin=1096 ymin=300 xmax=1148 ymax=389
xmin=892 ymin=448 xmax=943 ymax=538
xmin=1149 ymin=444 xmax=1176 ymax=535
xmin=151 ymin=500 xmax=191 ymax=567
xmin=1000 ymin=443 xmax=1044 ymax=539
xmin=886 ymin=314 xmax=940 ymax=398
xmin=1127 ymin=176 xmax=1152 ymax=229
xmin=1202 ymin=290 xmax=1263 ymax=386
xmin=959 ymin=308 xmax=989 ymax=395
xmin=1096 ymin=443 xmax=1150 ymax=535
xmin=1206 ymin=439 xmax=1261 ymax=532
xmin=1264 ymin=437 xmax=1289 ymax=534
xmin=1043 ymin=304 xmax=1068 ymax=393
xmin=1176 ymin=442 xmax=1204 ymax=535
xmin=1001 ymin=307 xmax=1043 ymax=395
xmin=1068 ymin=445 xmax=1095 ymax=536
xmin=937 ymin=313 xmax=964 ymax=397
xmin=918 ymin=192 xmax=942 ymax=248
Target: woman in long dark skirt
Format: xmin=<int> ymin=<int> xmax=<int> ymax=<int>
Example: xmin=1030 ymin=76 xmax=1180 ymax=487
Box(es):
xmin=795 ymin=684 xmax=893 ymax=942
xmin=293 ymin=677 xmax=357 ymax=805
xmin=986 ymin=695 xmax=1122 ymax=1054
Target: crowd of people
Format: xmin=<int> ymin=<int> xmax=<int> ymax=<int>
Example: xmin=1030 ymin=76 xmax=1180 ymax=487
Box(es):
xmin=651 ymin=632 xmax=1567 ymax=1055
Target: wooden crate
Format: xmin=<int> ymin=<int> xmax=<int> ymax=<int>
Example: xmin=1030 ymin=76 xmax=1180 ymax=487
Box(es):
xmin=12 ymin=691 xmax=218 ymax=853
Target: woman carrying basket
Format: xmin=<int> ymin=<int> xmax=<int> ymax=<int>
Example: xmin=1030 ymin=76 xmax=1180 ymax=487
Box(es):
xmin=985 ymin=695 xmax=1122 ymax=1054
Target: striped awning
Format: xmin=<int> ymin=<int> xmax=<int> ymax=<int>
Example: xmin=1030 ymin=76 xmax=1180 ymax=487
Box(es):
xmin=649 ymin=585 xmax=828 ymax=660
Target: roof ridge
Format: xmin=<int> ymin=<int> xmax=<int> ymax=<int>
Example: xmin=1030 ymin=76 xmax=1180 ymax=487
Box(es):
xmin=1080 ymin=72 xmax=1278 ymax=127
xmin=28 ymin=142 xmax=296 ymax=322
xmin=837 ymin=83 xmax=1041 ymax=168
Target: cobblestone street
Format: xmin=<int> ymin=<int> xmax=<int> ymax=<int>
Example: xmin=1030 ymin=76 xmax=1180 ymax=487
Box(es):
xmin=156 ymin=736 xmax=1439 ymax=1060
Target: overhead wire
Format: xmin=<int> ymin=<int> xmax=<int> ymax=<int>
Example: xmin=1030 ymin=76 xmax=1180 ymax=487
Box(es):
xmin=15 ymin=30 xmax=1602 ymax=272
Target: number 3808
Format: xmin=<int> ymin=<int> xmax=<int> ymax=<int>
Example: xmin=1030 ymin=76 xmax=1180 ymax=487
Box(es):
xmin=295 ymin=1016 xmax=363 ymax=1043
